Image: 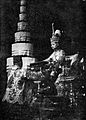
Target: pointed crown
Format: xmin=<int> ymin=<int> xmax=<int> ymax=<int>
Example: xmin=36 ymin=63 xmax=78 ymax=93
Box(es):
xmin=50 ymin=23 xmax=61 ymax=43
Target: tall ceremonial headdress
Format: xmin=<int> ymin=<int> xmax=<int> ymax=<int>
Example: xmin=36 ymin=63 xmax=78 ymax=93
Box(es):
xmin=2 ymin=0 xmax=37 ymax=104
xmin=50 ymin=23 xmax=61 ymax=43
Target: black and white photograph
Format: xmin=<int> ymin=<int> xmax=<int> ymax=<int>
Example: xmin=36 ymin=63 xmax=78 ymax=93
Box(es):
xmin=0 ymin=0 xmax=86 ymax=120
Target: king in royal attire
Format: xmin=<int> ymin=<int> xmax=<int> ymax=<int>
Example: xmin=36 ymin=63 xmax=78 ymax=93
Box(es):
xmin=44 ymin=23 xmax=65 ymax=67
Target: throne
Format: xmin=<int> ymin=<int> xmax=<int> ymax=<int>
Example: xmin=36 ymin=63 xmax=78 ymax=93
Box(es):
xmin=55 ymin=52 xmax=85 ymax=85
xmin=54 ymin=53 xmax=85 ymax=99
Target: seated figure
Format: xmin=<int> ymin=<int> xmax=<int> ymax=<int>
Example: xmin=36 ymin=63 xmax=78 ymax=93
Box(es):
xmin=44 ymin=23 xmax=65 ymax=78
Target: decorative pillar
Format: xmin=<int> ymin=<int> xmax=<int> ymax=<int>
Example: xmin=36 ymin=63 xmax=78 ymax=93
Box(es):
xmin=2 ymin=0 xmax=37 ymax=104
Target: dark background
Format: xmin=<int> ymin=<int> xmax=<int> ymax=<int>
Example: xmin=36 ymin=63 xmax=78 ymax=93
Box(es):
xmin=0 ymin=0 xmax=86 ymax=120
xmin=0 ymin=0 xmax=86 ymax=59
